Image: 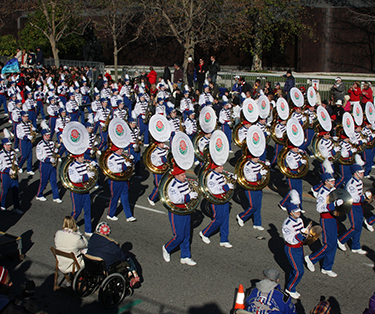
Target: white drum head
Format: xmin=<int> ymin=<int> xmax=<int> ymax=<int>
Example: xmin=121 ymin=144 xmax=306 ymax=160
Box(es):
xmin=246 ymin=125 xmax=266 ymax=157
xmin=286 ymin=117 xmax=304 ymax=147
xmin=172 ymin=132 xmax=194 ymax=170
xmin=290 ymin=87 xmax=304 ymax=107
xmin=352 ymin=102 xmax=363 ymax=126
xmin=242 ymin=98 xmax=258 ymax=123
xmin=199 ymin=106 xmax=217 ymax=133
xmin=317 ymin=106 xmax=332 ymax=132
xmin=257 ymin=95 xmax=270 ymax=119
xmin=307 ymin=87 xmax=316 ymax=107
xmin=209 ymin=130 xmax=229 ymax=166
xmin=276 ymin=97 xmax=289 ymax=120
xmin=62 ymin=122 xmax=89 ymax=155
xmin=343 ymin=112 xmax=355 ymax=137
xmin=108 ymin=118 xmax=131 ymax=148
xmin=149 ymin=114 xmax=171 ymax=142
xmin=366 ymin=102 xmax=375 ymax=124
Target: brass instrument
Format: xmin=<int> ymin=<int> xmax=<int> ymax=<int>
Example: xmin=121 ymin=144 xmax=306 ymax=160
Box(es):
xmin=179 ymin=116 xmax=186 ymax=132
xmin=29 ymin=125 xmax=37 ymax=144
xmin=101 ymin=110 xmax=112 ymax=132
xmin=192 ymin=131 xmax=206 ymax=163
xmin=303 ymin=222 xmax=322 ymax=245
xmin=311 ymin=134 xmax=341 ymax=163
xmin=143 ymin=140 xmax=169 ymax=174
xmin=10 ymin=151 xmax=19 ymax=180
xmin=365 ymin=189 xmax=374 ymax=203
xmin=90 ymin=145 xmax=98 ymax=160
xmin=229 ymin=106 xmax=235 ymax=130
xmin=277 ymin=146 xmax=309 ymax=179
xmin=235 ymin=143 xmax=270 ymax=191
xmin=354 ymin=133 xmax=368 ymax=154
xmin=58 ymin=156 xmax=99 ymax=193
xmin=270 ymin=122 xmax=287 ymax=145
xmin=233 ymin=111 xmax=245 ymax=148
xmin=143 ymin=102 xmax=154 ymax=124
xmin=52 ymin=142 xmax=60 ymax=168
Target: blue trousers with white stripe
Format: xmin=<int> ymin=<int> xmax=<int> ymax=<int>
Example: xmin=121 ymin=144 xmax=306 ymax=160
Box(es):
xmin=339 ymin=205 xmax=363 ymax=250
xmin=362 ymin=148 xmax=373 ymax=176
xmin=309 ymin=217 xmax=337 ymax=271
xmin=98 ymin=128 xmax=108 ymax=151
xmin=271 ymin=143 xmax=283 ymax=167
xmin=18 ymin=140 xmax=33 ymax=172
xmin=137 ymin=117 xmax=149 ymax=145
xmin=238 ymin=190 xmax=262 ymax=226
xmin=149 ymin=173 xmax=162 ymax=202
xmin=37 ymin=162 xmax=59 ymax=199
xmin=0 ymin=94 xmax=7 ymax=114
xmin=202 ymin=202 xmax=230 ymax=242
xmin=107 ymin=179 xmax=132 ymax=218
xmin=70 ymin=192 xmax=92 ymax=233
xmin=165 ymin=212 xmax=191 ymax=258
xmin=221 ymin=123 xmax=232 ymax=150
xmin=339 ymin=164 xmax=352 ymax=187
xmin=285 ymin=245 xmax=304 ymax=293
xmin=36 ymin=100 xmax=45 ymax=119
xmin=0 ymin=173 xmax=19 ymax=209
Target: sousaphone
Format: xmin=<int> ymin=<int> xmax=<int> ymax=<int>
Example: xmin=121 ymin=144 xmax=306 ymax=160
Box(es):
xmin=99 ymin=118 xmax=134 ymax=181
xmin=59 ymin=122 xmax=99 ymax=193
xmin=290 ymin=87 xmax=309 ymax=129
xmin=233 ymin=98 xmax=258 ymax=147
xmin=257 ymin=95 xmax=271 ymax=144
xmin=352 ymin=103 xmax=367 ymax=154
xmin=271 ymin=97 xmax=288 ymax=145
xmin=365 ymin=102 xmax=375 ymax=148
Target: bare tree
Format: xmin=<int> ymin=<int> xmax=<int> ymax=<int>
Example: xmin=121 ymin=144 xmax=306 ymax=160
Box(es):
xmin=28 ymin=0 xmax=89 ymax=67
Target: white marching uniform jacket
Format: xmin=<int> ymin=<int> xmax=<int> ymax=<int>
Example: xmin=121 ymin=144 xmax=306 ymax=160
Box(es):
xmin=198 ymin=136 xmax=210 ymax=154
xmin=34 ymin=90 xmax=45 ymax=101
xmin=168 ymin=178 xmax=193 ymax=204
xmin=347 ymin=177 xmax=364 ymax=204
xmin=80 ymin=86 xmax=90 ymax=96
xmin=243 ymin=160 xmax=262 ymax=182
xmin=47 ymin=104 xmax=60 ymax=117
xmin=362 ymin=126 xmax=374 ymax=142
xmin=169 ymin=117 xmax=180 ymax=133
xmin=16 ymin=122 xmax=32 ymax=140
xmin=91 ymin=100 xmax=101 ymax=113
xmin=318 ymin=138 xmax=337 ymax=159
xmin=0 ymin=149 xmax=17 ymax=173
xmin=94 ymin=107 xmax=111 ymax=127
xmin=120 ymin=84 xmax=131 ymax=98
xmin=219 ymin=108 xmax=231 ymax=125
xmin=100 ymin=87 xmax=111 ymax=100
xmin=74 ymin=92 xmax=82 ymax=107
xmin=291 ymin=111 xmax=306 ymax=125
xmin=12 ymin=107 xmax=22 ymax=123
xmin=110 ymin=95 xmax=122 ymax=108
xmin=107 ymin=153 xmax=130 ymax=174
xmin=184 ymin=118 xmax=197 ymax=135
xmin=68 ymin=161 xmax=94 ymax=185
xmin=36 ymin=140 xmax=56 ymax=163
xmin=286 ymin=151 xmax=303 ymax=170
xmin=23 ymin=99 xmax=36 ymax=111
xmin=55 ymin=116 xmax=70 ymax=134
xmin=151 ymin=147 xmax=167 ymax=167
xmin=340 ymin=140 xmax=353 ymax=159
xmin=130 ymin=127 xmax=140 ymax=145
xmin=275 ymin=123 xmax=286 ymax=139
xmin=66 ymin=99 xmax=79 ymax=113
xmin=256 ymin=121 xmax=271 ymax=137
xmin=199 ymin=92 xmax=214 ymax=106
xmin=350 ymin=131 xmax=366 ymax=146
xmin=57 ymin=85 xmax=68 ymax=96
xmin=282 ymin=216 xmax=305 ymax=245
xmin=113 ymin=108 xmax=127 ymax=120
xmin=316 ymin=186 xmax=336 ymax=213
xmin=238 ymin=126 xmax=248 ymax=143
xmin=180 ymin=98 xmax=194 ymax=113
xmin=207 ymin=171 xmax=228 ymax=195
xmin=132 ymin=101 xmax=148 ymax=119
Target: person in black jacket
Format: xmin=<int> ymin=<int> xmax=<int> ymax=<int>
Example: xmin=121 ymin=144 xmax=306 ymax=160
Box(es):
xmin=163 ymin=65 xmax=171 ymax=83
xmin=209 ymin=55 xmax=220 ymax=84
xmin=196 ymin=58 xmax=208 ymax=92
xmin=87 ymin=222 xmax=140 ymax=287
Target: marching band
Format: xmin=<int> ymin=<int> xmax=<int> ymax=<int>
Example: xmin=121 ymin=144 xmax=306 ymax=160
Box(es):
xmin=1 ymin=71 xmax=375 ymax=304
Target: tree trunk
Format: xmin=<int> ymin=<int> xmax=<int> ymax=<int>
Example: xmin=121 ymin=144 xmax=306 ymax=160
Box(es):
xmin=182 ymin=40 xmax=195 ymax=86
xmin=251 ymin=26 xmax=262 ymax=72
xmin=113 ymin=36 xmax=118 ymax=82
xmin=251 ymin=53 xmax=262 ymax=72
xmin=50 ymin=38 xmax=60 ymax=68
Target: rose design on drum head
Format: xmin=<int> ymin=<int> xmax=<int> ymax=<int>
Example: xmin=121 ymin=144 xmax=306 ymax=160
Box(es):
xmin=294 ymin=92 xmax=299 ymax=99
xmin=321 ymin=112 xmax=326 ymax=121
xmin=292 ymin=124 xmax=298 ymax=136
xmin=356 ymin=107 xmax=360 ymax=116
xmin=205 ymin=112 xmax=211 ymax=123
xmin=346 ymin=118 xmax=351 ymax=128
xmin=261 ymin=100 xmax=266 ymax=110
xmin=115 ymin=124 xmax=124 ymax=136
xmin=252 ymin=132 xmax=260 ymax=145
xmin=310 ymin=90 xmax=314 ymax=97
xmin=179 ymin=140 xmax=187 ymax=155
xmin=370 ymin=107 xmax=373 ymax=115
xmin=281 ymin=103 xmax=285 ymax=111
xmin=247 ymin=103 xmax=254 ymax=113
xmin=156 ymin=120 xmax=164 ymax=132
xmin=70 ymin=129 xmax=80 ymax=143
xmin=215 ymin=138 xmax=223 ymax=152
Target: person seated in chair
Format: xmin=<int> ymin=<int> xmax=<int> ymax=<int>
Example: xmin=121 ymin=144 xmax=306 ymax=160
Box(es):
xmin=87 ymin=222 xmax=140 ymax=287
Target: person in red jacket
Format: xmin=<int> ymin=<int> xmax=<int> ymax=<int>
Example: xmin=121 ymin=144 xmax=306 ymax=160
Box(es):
xmin=361 ymin=81 xmax=373 ymax=108
xmin=147 ymin=67 xmax=157 ymax=85
xmin=348 ymin=81 xmax=361 ymax=106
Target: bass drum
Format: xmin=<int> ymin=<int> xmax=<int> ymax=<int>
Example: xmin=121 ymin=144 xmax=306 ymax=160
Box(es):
xmin=277 ymin=147 xmax=309 ymax=179
xmin=59 ymin=156 xmax=98 ymax=193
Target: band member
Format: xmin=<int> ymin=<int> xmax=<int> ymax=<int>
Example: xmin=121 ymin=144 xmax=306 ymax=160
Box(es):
xmin=0 ymin=138 xmax=22 ymax=214
xmin=255 ymin=117 xmax=270 ymax=161
xmin=270 ymin=119 xmax=286 ymax=169
xmin=199 ymin=83 xmax=214 ymax=108
xmin=180 ymin=89 xmax=194 ymax=121
xmin=34 ymin=83 xmax=46 ymax=120
xmin=238 ymin=120 xmax=251 ymax=144
xmin=113 ymin=100 xmax=128 ymax=120
xmin=47 ymin=97 xmax=60 ymax=139
xmin=291 ymin=105 xmax=307 ymax=127
xmin=101 ymin=80 xmax=111 ymax=99
xmin=91 ymin=88 xmax=101 ymax=134
xmin=55 ymin=108 xmax=70 ymax=158
xmin=184 ymin=111 xmax=197 ymax=140
xmin=68 ymin=153 xmax=96 ymax=236
xmin=162 ymin=165 xmax=198 ymax=266
xmin=23 ymin=88 xmax=37 ymax=129
xmin=127 ymin=118 xmax=141 ymax=178
xmin=199 ymin=162 xmax=234 ymax=248
xmin=11 ymin=100 xmax=22 ymax=151
xmin=305 ymin=173 xmax=343 ymax=278
xmin=57 ymin=80 xmax=68 ymax=106
xmin=73 ymin=84 xmax=85 ymax=124
xmin=80 ymin=79 xmax=91 ymax=113
xmin=219 ymin=102 xmax=233 ymax=151
xmin=132 ymin=93 xmax=149 ymax=145
xmin=282 ymin=202 xmax=310 ymax=299
xmin=278 ymin=189 xmax=301 ymax=211
xmin=361 ymin=119 xmax=374 ymax=178
xmin=197 ymin=132 xmax=211 ymax=165
xmin=66 ymin=92 xmax=79 ymax=122
xmin=0 ymin=77 xmax=8 ymax=117
xmin=339 ymin=132 xmax=356 ymax=186
xmin=337 ymin=164 xmax=368 ymax=255
xmin=17 ymin=111 xmax=34 ymax=175
xmin=168 ymin=109 xmax=180 ymax=141
xmin=83 ymin=122 xmax=98 ymax=161
xmin=147 ymin=142 xmax=168 ymax=206
xmin=236 ymin=154 xmax=268 ymax=230
xmin=106 ymin=144 xmax=136 ymax=222
xmin=35 ymin=129 xmax=62 ymax=203
xmin=95 ymin=99 xmax=111 ymax=151
xmin=300 ymin=103 xmax=316 ymax=151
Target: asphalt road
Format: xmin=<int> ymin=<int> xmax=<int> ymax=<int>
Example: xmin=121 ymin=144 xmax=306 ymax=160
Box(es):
xmin=0 ymin=125 xmax=374 ymax=314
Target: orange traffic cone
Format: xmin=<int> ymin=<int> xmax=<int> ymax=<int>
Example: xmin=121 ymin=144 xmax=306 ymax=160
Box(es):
xmin=234 ymin=284 xmax=245 ymax=310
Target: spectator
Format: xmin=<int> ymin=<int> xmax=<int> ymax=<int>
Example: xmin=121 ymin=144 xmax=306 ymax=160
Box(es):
xmin=331 ymin=76 xmax=345 ymax=102
xmin=163 ymin=65 xmax=171 ymax=83
xmin=14 ymin=48 xmax=22 ymax=63
xmin=147 ymin=67 xmax=157 ymax=85
xmin=240 ymin=77 xmax=252 ymax=95
xmin=85 ymin=66 xmax=92 ymax=81
xmin=27 ymin=50 xmax=36 ymax=68
xmin=209 ymin=81 xmax=219 ymax=99
xmin=186 ymin=57 xmax=195 ymax=88
xmin=173 ymin=63 xmax=183 ymax=90
xmin=252 ymin=78 xmax=262 ymax=99
xmin=361 ymin=81 xmax=373 ymax=108
xmin=54 ymin=216 xmax=88 ymax=273
xmin=21 ymin=49 xmax=28 ymax=68
xmin=283 ymin=69 xmax=295 ymax=101
xmin=196 ymin=58 xmax=207 ymax=92
xmin=348 ymin=81 xmax=361 ymax=107
xmin=313 ymin=84 xmax=322 ymax=106
xmin=232 ymin=75 xmax=241 ymax=93
xmin=95 ymin=74 xmax=104 ymax=90
xmin=35 ymin=47 xmax=44 ymax=69
xmin=209 ymin=55 xmax=220 ymax=84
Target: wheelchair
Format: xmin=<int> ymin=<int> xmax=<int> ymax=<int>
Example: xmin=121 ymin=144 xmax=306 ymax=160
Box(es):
xmin=72 ymin=254 xmax=134 ymax=308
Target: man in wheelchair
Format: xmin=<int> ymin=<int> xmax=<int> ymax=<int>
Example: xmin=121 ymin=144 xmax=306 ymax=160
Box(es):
xmin=86 ymin=222 xmax=140 ymax=288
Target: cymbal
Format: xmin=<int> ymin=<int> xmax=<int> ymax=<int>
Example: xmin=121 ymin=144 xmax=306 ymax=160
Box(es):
xmin=328 ymin=188 xmax=353 ymax=217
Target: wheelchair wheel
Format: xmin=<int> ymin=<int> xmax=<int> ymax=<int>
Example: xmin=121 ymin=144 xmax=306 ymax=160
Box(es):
xmin=73 ymin=267 xmax=98 ymax=298
xmin=98 ymin=273 xmax=127 ymax=308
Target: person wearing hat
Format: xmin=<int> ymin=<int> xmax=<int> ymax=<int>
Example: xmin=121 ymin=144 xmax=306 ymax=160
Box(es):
xmin=80 ymin=78 xmax=91 ymax=112
xmin=95 ymin=99 xmax=111 ymax=151
xmin=196 ymin=58 xmax=207 ymax=92
xmin=57 ymin=80 xmax=68 ymax=106
xmin=68 ymin=153 xmax=96 ymax=236
xmin=197 ymin=131 xmax=211 ymax=166
xmin=132 ymin=93 xmax=149 ymax=146
xmin=331 ymin=77 xmax=345 ymax=103
xmin=180 ymin=88 xmax=194 ymax=121
xmin=0 ymin=77 xmax=8 ymax=117
xmin=147 ymin=141 xmax=169 ymax=206
xmin=244 ymin=268 xmax=296 ymax=313
xmin=291 ymin=104 xmax=307 ymax=127
xmin=338 ymin=132 xmax=357 ymax=186
xmin=184 ymin=110 xmax=197 ymax=140
xmin=255 ymin=116 xmax=271 ymax=161
xmin=47 ymin=97 xmax=60 ymax=139
xmin=236 ymin=154 xmax=267 ymax=230
xmin=55 ymin=108 xmax=70 ymax=158
xmin=100 ymin=80 xmax=111 ymax=99
xmin=305 ymin=173 xmax=344 ymax=278
xmin=199 ymin=80 xmax=214 ymax=107
xmin=120 ymin=81 xmax=133 ymax=119
xmin=11 ymin=99 xmax=22 ymax=151
xmin=219 ymin=102 xmax=233 ymax=152
xmin=186 ymin=57 xmax=195 ymax=88
xmin=17 ymin=111 xmax=35 ymax=175
xmin=283 ymin=70 xmax=295 ymax=101
xmin=361 ymin=119 xmax=374 ymax=178
xmin=106 ymin=144 xmax=136 ymax=222
xmin=270 ymin=118 xmax=287 ymax=169
xmin=35 ymin=128 xmax=62 ymax=203
xmin=348 ymin=81 xmax=361 ymax=108
xmin=127 ymin=118 xmax=142 ymax=178
xmin=72 ymin=83 xmax=85 ymax=124
xmin=87 ymin=222 xmax=140 ymax=287
xmin=34 ymin=83 xmax=46 ymax=120
xmin=337 ymin=164 xmax=368 ymax=255
xmin=361 ymin=82 xmax=373 ymax=109
xmin=209 ymin=55 xmax=220 ymax=85
xmin=162 ymin=165 xmax=198 ymax=266
xmin=0 ymin=138 xmax=22 ymax=214
xmin=84 ymin=122 xmax=99 ymax=162
xmin=91 ymin=88 xmax=101 ymax=134
xmin=199 ymin=162 xmax=234 ymax=248
xmin=232 ymin=75 xmax=241 ymax=94
xmin=66 ymin=91 xmax=79 ymax=122
xmin=113 ymin=100 xmax=128 ymax=120
xmin=282 ymin=202 xmax=311 ymax=299
xmin=110 ymin=83 xmax=121 ymax=110
xmin=299 ymin=102 xmax=316 ymax=152
xmin=23 ymin=88 xmax=37 ymax=129
xmin=237 ymin=119 xmax=251 ymax=145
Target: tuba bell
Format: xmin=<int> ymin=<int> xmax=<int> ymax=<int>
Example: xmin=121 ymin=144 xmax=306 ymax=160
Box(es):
xmin=311 ymin=133 xmax=341 ymax=163
xmin=142 ymin=139 xmax=169 ymax=174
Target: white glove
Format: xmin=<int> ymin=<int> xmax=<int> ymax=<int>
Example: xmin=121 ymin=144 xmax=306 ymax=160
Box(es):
xmin=227 ymin=183 xmax=234 ymax=190
xmin=9 ymin=169 xmax=14 ymax=176
xmin=54 ymin=148 xmax=59 ymax=153
xmin=260 ymin=169 xmax=268 ymax=176
xmin=27 ymin=135 xmax=33 ymax=141
xmin=301 ymin=159 xmax=307 ymax=165
xmin=87 ymin=171 xmax=95 ymax=178
xmin=189 ymin=191 xmax=198 ymax=199
xmin=266 ymin=131 xmax=271 ymax=136
xmin=365 ymin=191 xmax=372 ymax=199
xmin=97 ymin=150 xmax=102 ymax=156
xmin=129 ymin=155 xmax=134 ymax=160
xmin=90 ymin=149 xmax=94 ymax=154
xmin=94 ymin=141 xmax=98 ymax=146
xmin=125 ymin=161 xmax=133 ymax=167
xmin=90 ymin=160 xmax=98 ymax=167
xmin=363 ymin=139 xmax=368 ymax=144
xmin=335 ymin=145 xmax=341 ymax=151
xmin=298 ymin=149 xmax=305 ymax=154
xmin=302 ymin=116 xmax=307 ymax=122
xmin=352 ymin=148 xmax=357 ymax=153
xmin=265 ymin=161 xmax=270 ymax=166
xmin=50 ymin=157 xmax=56 ymax=164
xmin=332 ymin=136 xmax=339 ymax=141
xmin=334 ymin=199 xmax=344 ymax=207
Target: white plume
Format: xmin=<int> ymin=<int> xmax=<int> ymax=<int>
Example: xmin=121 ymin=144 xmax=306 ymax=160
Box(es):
xmin=323 ymin=158 xmax=334 ymax=174
xmin=290 ymin=189 xmax=301 ymax=205
xmin=355 ymin=154 xmax=365 ymax=166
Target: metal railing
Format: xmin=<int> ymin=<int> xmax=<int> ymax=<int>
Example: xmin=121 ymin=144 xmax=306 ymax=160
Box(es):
xmin=44 ymin=59 xmax=105 ymax=75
